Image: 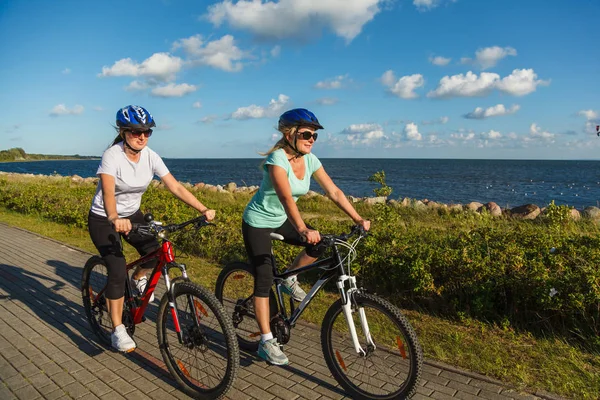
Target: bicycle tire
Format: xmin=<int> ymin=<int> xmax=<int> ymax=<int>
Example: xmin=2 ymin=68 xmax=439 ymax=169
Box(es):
xmin=81 ymin=256 xmax=113 ymax=347
xmin=157 ymin=281 xmax=239 ymax=400
xmin=321 ymin=292 xmax=423 ymax=400
xmin=214 ymin=262 xmax=277 ymax=352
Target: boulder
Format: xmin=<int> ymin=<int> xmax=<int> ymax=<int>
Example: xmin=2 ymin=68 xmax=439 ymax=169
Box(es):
xmin=582 ymin=206 xmax=600 ymax=221
xmin=466 ymin=202 xmax=483 ymax=212
xmin=484 ymin=202 xmax=502 ymax=217
xmin=510 ymin=204 xmax=541 ymax=219
xmin=194 ymin=182 xmax=206 ymax=190
xmin=363 ymin=196 xmax=386 ymax=205
xmin=224 ymin=182 xmax=237 ymax=192
xmin=570 ymin=209 xmax=581 ymax=221
xmin=401 ymin=197 xmax=411 ymax=207
xmin=70 ymin=174 xmax=84 ymax=183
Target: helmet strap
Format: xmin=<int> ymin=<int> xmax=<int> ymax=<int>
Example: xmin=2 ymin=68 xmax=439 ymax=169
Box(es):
xmin=123 ymin=137 xmax=142 ymax=155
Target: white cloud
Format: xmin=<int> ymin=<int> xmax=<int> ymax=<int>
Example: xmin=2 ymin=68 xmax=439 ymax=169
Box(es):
xmin=199 ymin=115 xmax=218 ymax=124
xmin=340 ymin=123 xmax=386 ymax=145
xmin=205 ymin=0 xmax=385 ymax=42
xmin=172 ymin=34 xmax=248 ymax=72
xmin=422 ymin=116 xmax=449 ymax=125
xmin=496 ymin=69 xmax=550 ymax=96
xmin=429 ymin=55 xmax=451 ymax=66
xmin=62 ymin=68 xmax=71 ymax=74
xmin=529 ymin=123 xmax=555 ymax=140
xmin=480 ymin=129 xmax=502 ymax=140
xmin=99 ymin=52 xmax=183 ymax=82
xmin=428 ymin=69 xmax=548 ymax=98
xmin=49 ymin=104 xmax=84 ymax=116
xmin=193 ymin=101 xmax=202 ymax=109
xmin=151 ymin=83 xmax=197 ymax=98
xmin=315 ymin=74 xmax=351 ymax=89
xmin=413 ymin=0 xmax=455 ymax=11
xmin=450 ymin=131 xmax=476 ymax=141
xmin=315 ymin=97 xmax=339 ymax=105
xmin=381 ymin=70 xmax=425 ymax=99
xmin=461 ymin=46 xmax=517 ymax=69
xmin=578 ymin=109 xmax=598 ymax=120
xmin=230 ymin=94 xmax=290 ymax=120
xmin=464 ymin=104 xmax=520 ymax=119
xmin=125 ymin=80 xmax=150 ymax=91
xmin=93 ymin=106 xmax=104 ymax=112
xmin=403 ymin=123 xmax=422 ymax=141
xmin=427 ymin=71 xmax=498 ymax=98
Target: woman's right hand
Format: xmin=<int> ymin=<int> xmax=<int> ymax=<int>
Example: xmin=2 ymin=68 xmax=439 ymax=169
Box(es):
xmin=300 ymin=228 xmax=321 ymax=244
xmin=112 ymin=218 xmax=132 ymax=234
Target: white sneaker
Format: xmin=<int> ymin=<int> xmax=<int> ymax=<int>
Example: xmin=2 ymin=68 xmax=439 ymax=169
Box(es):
xmin=281 ymin=276 xmax=306 ymax=302
xmin=111 ymin=324 xmax=136 ymax=352
xmin=132 ymin=276 xmax=154 ymax=302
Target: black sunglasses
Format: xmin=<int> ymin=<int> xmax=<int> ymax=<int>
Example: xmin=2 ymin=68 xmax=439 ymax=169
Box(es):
xmin=297 ymin=130 xmax=318 ymax=141
xmin=128 ymin=129 xmax=153 ymax=138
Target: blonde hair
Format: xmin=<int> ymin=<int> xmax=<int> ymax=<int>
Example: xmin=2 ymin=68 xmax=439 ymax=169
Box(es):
xmin=259 ymin=125 xmax=297 ymax=157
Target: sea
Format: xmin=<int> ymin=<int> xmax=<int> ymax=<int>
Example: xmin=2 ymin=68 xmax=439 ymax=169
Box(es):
xmin=1 ymin=158 xmax=598 ymax=210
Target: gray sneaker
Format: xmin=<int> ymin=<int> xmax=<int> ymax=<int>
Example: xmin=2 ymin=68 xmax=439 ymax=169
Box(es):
xmin=257 ymin=338 xmax=289 ymax=365
xmin=281 ymin=276 xmax=306 ymax=302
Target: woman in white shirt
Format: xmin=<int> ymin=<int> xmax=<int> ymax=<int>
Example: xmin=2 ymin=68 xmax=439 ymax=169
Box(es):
xmin=88 ymin=105 xmax=215 ymax=352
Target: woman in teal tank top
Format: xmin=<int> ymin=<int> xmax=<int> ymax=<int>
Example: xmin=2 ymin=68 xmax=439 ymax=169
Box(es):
xmin=242 ymin=108 xmax=370 ymax=366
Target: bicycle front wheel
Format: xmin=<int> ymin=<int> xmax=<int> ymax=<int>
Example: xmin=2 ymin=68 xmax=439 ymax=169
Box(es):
xmin=157 ymin=282 xmax=239 ymax=400
xmin=321 ymin=292 xmax=423 ymax=400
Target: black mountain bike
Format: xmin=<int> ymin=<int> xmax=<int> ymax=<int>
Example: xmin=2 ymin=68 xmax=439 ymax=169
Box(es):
xmin=215 ymin=225 xmax=422 ymax=400
xmin=82 ymin=214 xmax=239 ymax=399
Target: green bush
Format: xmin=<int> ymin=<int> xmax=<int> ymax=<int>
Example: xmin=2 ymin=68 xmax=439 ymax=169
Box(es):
xmin=0 ymin=175 xmax=598 ymax=344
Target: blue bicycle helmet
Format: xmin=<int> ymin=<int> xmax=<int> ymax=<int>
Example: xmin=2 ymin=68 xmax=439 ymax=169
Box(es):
xmin=278 ymin=108 xmax=324 ymax=130
xmin=116 ymin=105 xmax=156 ymax=130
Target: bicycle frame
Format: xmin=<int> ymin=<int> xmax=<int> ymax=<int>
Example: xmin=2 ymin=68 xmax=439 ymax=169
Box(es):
xmin=268 ymin=234 xmax=374 ymax=356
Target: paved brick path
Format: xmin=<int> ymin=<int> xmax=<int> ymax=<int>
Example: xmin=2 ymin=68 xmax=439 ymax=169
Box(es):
xmin=0 ymin=223 xmax=567 ymax=400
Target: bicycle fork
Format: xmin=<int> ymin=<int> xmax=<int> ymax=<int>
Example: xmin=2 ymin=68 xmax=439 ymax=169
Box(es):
xmin=337 ymin=274 xmax=375 ymax=357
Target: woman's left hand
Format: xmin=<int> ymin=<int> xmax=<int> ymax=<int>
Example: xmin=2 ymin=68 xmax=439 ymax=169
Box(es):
xmin=356 ymin=219 xmax=371 ymax=231
xmin=202 ymin=209 xmax=216 ymax=221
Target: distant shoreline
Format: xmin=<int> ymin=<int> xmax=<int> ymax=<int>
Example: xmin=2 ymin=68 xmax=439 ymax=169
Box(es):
xmin=0 ymin=157 xmax=100 ymax=164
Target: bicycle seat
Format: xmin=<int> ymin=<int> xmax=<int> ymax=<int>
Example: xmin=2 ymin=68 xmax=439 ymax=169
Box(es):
xmin=270 ymin=233 xmax=285 ymax=241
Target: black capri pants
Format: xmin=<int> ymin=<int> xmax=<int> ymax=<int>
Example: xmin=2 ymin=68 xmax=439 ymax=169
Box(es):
xmin=88 ymin=210 xmax=160 ymax=299
xmin=242 ymin=219 xmax=326 ymax=298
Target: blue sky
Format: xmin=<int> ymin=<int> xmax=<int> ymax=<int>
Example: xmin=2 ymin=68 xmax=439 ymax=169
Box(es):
xmin=1 ymin=0 xmax=598 ymax=159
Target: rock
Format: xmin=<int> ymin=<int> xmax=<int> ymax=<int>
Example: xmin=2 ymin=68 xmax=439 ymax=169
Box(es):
xmin=449 ymin=204 xmax=463 ymax=212
xmin=387 ymin=199 xmax=399 ymax=207
xmin=510 ymin=204 xmax=541 ymax=219
xmin=466 ymin=202 xmax=483 ymax=212
xmin=363 ymin=196 xmax=386 ymax=205
xmin=582 ymin=206 xmax=600 ymax=221
xmin=151 ymin=179 xmax=161 ymax=188
xmin=194 ymin=182 xmax=206 ymax=190
xmin=70 ymin=174 xmax=83 ymax=183
xmin=484 ymin=202 xmax=502 ymax=217
xmin=401 ymin=197 xmax=411 ymax=207
xmin=224 ymin=182 xmax=237 ymax=192
xmin=427 ymin=201 xmax=442 ymax=209
xmin=182 ymin=182 xmax=192 ymax=189
xmin=348 ymin=195 xmax=360 ymax=203
xmin=413 ymin=200 xmax=426 ymax=209
xmin=305 ymin=190 xmax=321 ymax=198
xmin=570 ymin=209 xmax=581 ymax=221
xmin=205 ymin=184 xmax=218 ymax=193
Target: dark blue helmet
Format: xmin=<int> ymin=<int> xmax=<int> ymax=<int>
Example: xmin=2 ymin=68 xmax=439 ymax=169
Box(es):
xmin=116 ymin=105 xmax=156 ymax=130
xmin=278 ymin=108 xmax=323 ymax=130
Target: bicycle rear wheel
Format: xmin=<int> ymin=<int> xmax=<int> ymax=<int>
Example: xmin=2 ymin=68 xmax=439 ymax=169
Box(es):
xmin=321 ymin=292 xmax=423 ymax=400
xmin=157 ymin=282 xmax=239 ymax=400
xmin=214 ymin=262 xmax=277 ymax=351
xmin=81 ymin=256 xmax=112 ymax=347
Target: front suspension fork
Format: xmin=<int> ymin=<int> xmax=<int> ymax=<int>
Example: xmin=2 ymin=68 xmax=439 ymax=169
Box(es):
xmin=337 ymin=275 xmax=375 ymax=357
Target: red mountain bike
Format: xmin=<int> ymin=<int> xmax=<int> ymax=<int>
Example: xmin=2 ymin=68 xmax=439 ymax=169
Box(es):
xmin=82 ymin=214 xmax=239 ymax=399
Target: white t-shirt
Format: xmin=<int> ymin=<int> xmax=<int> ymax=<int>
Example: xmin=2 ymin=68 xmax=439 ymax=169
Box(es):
xmin=90 ymin=143 xmax=170 ymax=218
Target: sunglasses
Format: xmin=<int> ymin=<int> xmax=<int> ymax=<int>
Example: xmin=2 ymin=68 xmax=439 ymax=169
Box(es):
xmin=128 ymin=129 xmax=153 ymax=138
xmin=297 ymin=130 xmax=318 ymax=141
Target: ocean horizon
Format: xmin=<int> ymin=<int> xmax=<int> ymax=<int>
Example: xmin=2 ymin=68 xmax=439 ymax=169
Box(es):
xmin=1 ymin=158 xmax=598 ymax=210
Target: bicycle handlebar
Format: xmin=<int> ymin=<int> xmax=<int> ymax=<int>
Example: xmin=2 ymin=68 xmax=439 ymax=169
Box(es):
xmin=130 ymin=214 xmax=211 ymax=238
xmin=319 ymin=225 xmax=367 ymax=247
